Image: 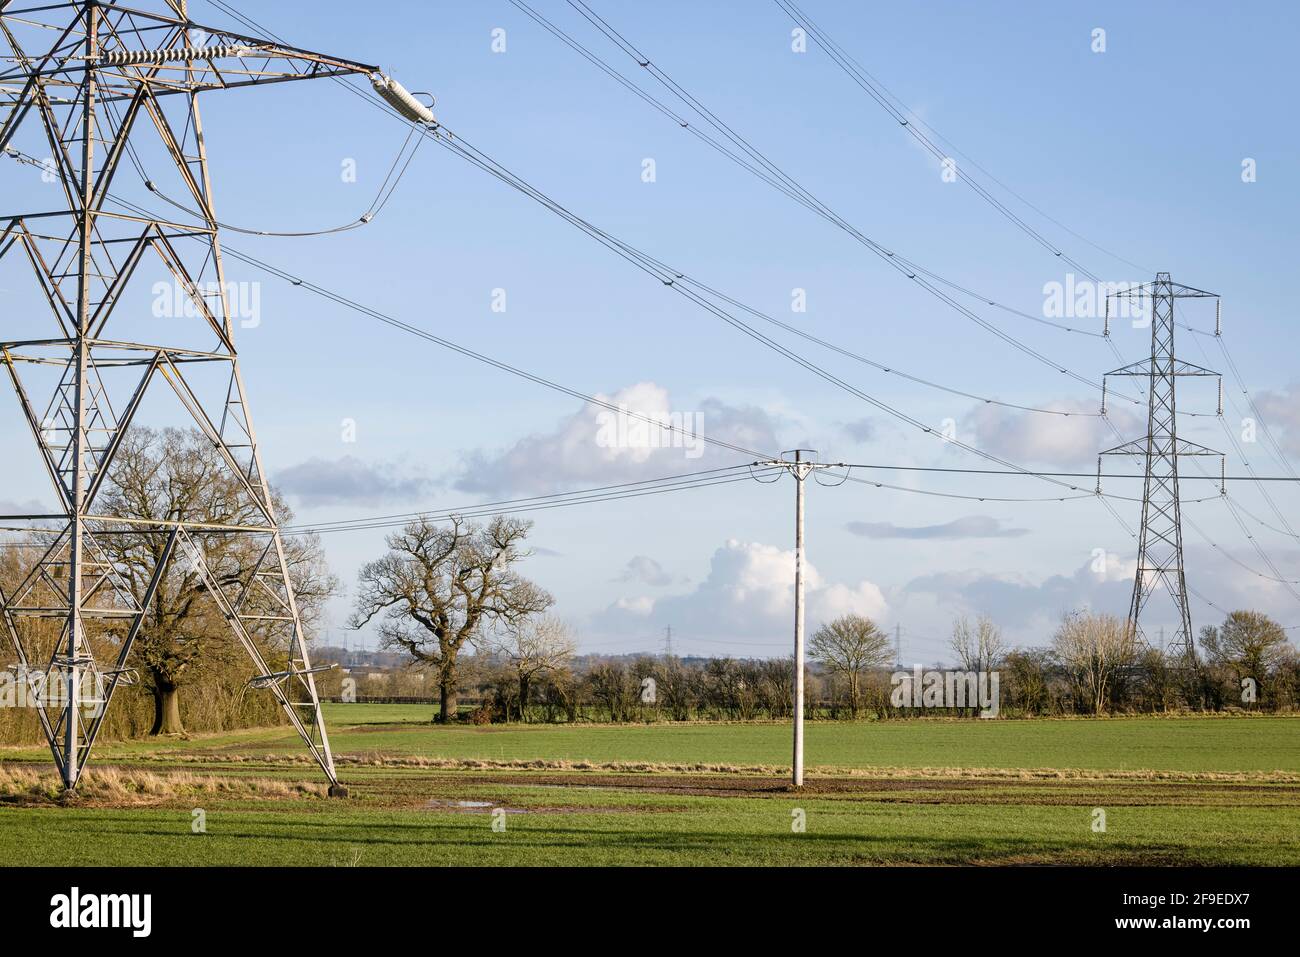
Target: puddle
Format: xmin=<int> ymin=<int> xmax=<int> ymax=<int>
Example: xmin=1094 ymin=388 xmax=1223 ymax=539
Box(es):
xmin=422 ymin=797 xmax=657 ymax=815
xmin=424 ymin=798 xmax=526 ymax=813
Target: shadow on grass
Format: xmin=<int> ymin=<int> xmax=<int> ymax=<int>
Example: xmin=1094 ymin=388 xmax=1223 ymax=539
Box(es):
xmin=0 ymin=806 xmax=1251 ymax=866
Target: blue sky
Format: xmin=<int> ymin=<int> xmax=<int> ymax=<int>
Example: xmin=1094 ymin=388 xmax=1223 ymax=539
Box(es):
xmin=4 ymin=0 xmax=1300 ymax=663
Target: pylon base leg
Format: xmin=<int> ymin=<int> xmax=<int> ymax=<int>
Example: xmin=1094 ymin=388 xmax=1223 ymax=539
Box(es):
xmin=328 ymin=784 xmax=350 ymax=798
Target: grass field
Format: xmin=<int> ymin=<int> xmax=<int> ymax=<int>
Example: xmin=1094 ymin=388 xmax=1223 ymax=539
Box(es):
xmin=2 ymin=707 xmax=1298 ymax=866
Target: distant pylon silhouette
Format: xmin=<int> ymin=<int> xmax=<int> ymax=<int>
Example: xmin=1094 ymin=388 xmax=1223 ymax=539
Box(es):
xmin=0 ymin=0 xmax=401 ymax=790
xmin=1098 ymin=273 xmax=1224 ymax=663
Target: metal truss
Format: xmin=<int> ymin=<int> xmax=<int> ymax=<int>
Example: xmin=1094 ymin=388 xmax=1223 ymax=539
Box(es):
xmin=0 ymin=0 xmax=381 ymax=791
xmin=1099 ymin=273 xmax=1223 ymax=663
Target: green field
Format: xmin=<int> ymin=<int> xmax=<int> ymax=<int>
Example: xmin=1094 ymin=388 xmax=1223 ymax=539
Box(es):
xmin=2 ymin=708 xmax=1298 ymax=866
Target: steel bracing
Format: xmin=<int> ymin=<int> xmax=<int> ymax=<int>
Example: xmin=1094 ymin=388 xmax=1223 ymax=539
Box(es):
xmin=0 ymin=0 xmax=380 ymax=790
xmin=1100 ymin=273 xmax=1223 ymax=663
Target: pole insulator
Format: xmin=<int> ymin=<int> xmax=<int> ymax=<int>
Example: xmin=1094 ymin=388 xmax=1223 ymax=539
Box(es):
xmin=97 ymin=44 xmax=251 ymax=66
xmin=371 ymin=73 xmax=436 ymax=125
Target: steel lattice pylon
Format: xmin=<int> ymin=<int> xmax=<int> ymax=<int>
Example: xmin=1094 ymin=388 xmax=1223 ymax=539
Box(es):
xmin=0 ymin=0 xmax=382 ymax=791
xmin=1099 ymin=273 xmax=1224 ymax=663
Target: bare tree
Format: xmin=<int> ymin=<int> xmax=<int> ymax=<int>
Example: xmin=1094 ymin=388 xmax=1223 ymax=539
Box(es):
xmin=809 ymin=614 xmax=891 ymax=718
xmin=950 ymin=614 xmax=1006 ymax=673
xmin=1052 ymin=611 xmax=1137 ymax=715
xmin=1200 ymin=610 xmax=1291 ymax=705
xmin=654 ymin=656 xmax=695 ymax=721
xmin=349 ymin=515 xmax=552 ymax=723
xmin=95 ymin=427 xmax=335 ymax=735
xmin=492 ymin=615 xmax=576 ymax=721
xmin=587 ymin=659 xmax=637 ymax=722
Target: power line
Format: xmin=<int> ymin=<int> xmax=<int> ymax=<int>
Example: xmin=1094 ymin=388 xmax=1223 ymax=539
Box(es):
xmin=147 ymin=124 xmax=425 ymax=236
xmin=219 ymin=243 xmax=768 ymax=460
xmin=197 ymin=0 xmax=1300 ymax=609
xmin=429 ymin=131 xmax=1131 ymax=490
xmin=3 ymin=143 xmax=769 ymax=467
xmin=7 ymin=133 xmax=1140 ymax=500
xmin=511 ymin=0 xmax=1104 ymax=336
xmin=12 ymin=145 xmax=1235 ymax=516
xmin=839 ymin=463 xmax=1300 ymax=482
xmin=770 ymin=0 xmax=1149 ymax=277
xmin=507 ymin=0 xmax=1141 ymax=382
xmin=289 ymin=467 xmax=771 ymax=535
xmin=195 ymin=3 xmax=1189 ymax=491
xmin=507 ymin=0 xmax=1233 ymax=428
xmin=206 ymin=242 xmax=1252 ymax=508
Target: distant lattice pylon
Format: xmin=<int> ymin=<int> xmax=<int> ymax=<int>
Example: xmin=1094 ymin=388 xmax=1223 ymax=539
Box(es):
xmin=1098 ymin=273 xmax=1224 ymax=663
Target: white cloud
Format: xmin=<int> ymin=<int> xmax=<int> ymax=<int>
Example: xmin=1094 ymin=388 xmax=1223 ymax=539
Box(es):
xmin=612 ymin=596 xmax=654 ymax=616
xmin=595 ymin=538 xmax=887 ymax=642
xmin=453 ymin=382 xmax=781 ymax=496
xmin=963 ymin=400 xmax=1138 ymax=468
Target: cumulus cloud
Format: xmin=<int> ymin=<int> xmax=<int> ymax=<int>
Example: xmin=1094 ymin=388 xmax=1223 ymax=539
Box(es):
xmin=452 ymin=382 xmax=781 ymax=496
xmin=276 ymin=455 xmax=434 ymax=507
xmin=611 ymin=595 xmax=655 ymax=616
xmin=596 ymin=538 xmax=887 ymax=641
xmin=846 ymin=515 xmax=1029 ymax=540
xmin=615 ymin=555 xmax=673 ymax=587
xmin=963 ymin=400 xmax=1137 ymax=468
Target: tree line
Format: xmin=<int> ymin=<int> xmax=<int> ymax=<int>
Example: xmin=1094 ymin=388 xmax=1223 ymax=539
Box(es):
xmin=3 ymin=427 xmax=1297 ymax=746
xmin=322 ymin=603 xmax=1300 ymax=724
xmin=341 ymin=508 xmax=1300 ymax=722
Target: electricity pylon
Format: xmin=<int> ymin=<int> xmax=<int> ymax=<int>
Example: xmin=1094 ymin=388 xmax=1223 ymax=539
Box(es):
xmin=752 ymin=450 xmax=847 ymax=788
xmin=1098 ymin=273 xmax=1223 ymax=664
xmin=0 ymin=0 xmax=420 ymax=791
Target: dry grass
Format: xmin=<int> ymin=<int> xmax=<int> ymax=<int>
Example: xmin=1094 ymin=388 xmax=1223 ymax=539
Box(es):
xmin=0 ymin=764 xmax=328 ymax=806
xmin=141 ymin=750 xmax=1300 ymax=783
